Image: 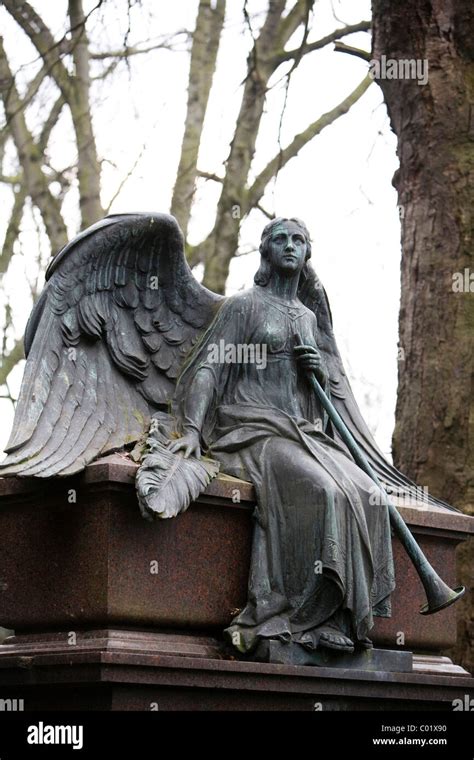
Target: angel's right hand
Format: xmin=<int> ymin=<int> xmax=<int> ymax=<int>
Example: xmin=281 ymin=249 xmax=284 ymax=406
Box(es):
xmin=167 ymin=432 xmax=201 ymax=460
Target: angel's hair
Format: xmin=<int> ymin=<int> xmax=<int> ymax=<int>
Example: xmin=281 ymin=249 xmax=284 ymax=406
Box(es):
xmin=254 ymin=217 xmax=312 ymax=287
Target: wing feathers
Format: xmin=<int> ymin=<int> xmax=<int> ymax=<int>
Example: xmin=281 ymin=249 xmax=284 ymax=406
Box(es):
xmin=105 ymin=306 xmax=149 ymax=380
xmin=1 ymin=213 xmax=223 ymax=478
xmin=1 ymin=334 xmax=89 ymax=473
xmin=4 ymin=313 xmax=61 ymax=453
xmin=19 ymin=347 xmax=101 ymax=476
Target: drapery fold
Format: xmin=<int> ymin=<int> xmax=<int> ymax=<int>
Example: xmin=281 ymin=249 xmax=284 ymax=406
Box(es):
xmin=174 ymin=287 xmax=395 ymax=652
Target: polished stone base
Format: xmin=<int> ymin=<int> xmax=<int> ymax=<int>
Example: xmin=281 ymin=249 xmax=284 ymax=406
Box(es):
xmin=0 ymin=629 xmax=472 ymax=711
xmin=252 ymin=639 xmax=413 ymax=672
xmin=0 ymin=457 xmax=472 ymax=654
xmin=0 ymin=458 xmax=472 ymax=711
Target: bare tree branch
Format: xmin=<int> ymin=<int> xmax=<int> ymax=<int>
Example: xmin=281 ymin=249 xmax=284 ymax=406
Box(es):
xmin=2 ymin=0 xmax=74 ymax=101
xmin=3 ymin=0 xmax=104 ymax=227
xmin=247 ymin=74 xmax=372 ymax=210
xmin=197 ymin=170 xmax=224 ymax=183
xmin=0 ymin=1 xmax=374 ymax=386
xmin=0 ymin=185 xmax=27 ymax=276
xmin=0 ymin=339 xmax=24 ymax=387
xmin=284 ymin=0 xmax=312 ymax=75
xmin=21 ymin=62 xmax=48 ymax=106
xmin=276 ymin=0 xmax=314 ymax=50
xmin=91 ymin=58 xmax=120 ymax=80
xmin=275 ymin=20 xmax=371 ymax=65
xmin=185 ymin=242 xmax=201 ymax=269
xmin=334 ymin=41 xmax=371 ymax=62
xmin=105 ymin=142 xmax=147 ymax=214
xmin=0 ymin=173 xmax=22 ymax=184
xmin=90 ymin=35 xmax=188 ymax=59
xmin=0 ymin=36 xmax=68 ymax=253
xmin=38 ymin=94 xmax=65 ymax=152
xmin=256 ymin=202 xmax=275 ymax=219
xmin=0 ymin=128 xmax=8 ymax=157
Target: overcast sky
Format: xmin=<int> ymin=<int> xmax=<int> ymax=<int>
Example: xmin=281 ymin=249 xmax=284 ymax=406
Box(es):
xmin=0 ymin=0 xmax=402 ymax=458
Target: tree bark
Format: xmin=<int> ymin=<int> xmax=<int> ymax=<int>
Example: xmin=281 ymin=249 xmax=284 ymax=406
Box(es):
xmin=0 ymin=185 xmax=27 ymax=276
xmin=372 ymin=0 xmax=474 ymax=671
xmin=2 ymin=0 xmax=104 ymax=228
xmin=67 ymin=0 xmax=103 ymax=227
xmin=0 ymin=37 xmax=68 ymax=253
xmin=171 ymin=0 xmax=226 ymax=238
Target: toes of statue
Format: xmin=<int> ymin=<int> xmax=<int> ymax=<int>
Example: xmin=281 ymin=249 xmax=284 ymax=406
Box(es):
xmin=318 ymin=629 xmax=354 ymax=652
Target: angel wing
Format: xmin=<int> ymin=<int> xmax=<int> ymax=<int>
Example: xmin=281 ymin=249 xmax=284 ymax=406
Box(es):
xmin=0 ymin=213 xmax=223 ymax=478
xmin=298 ymin=264 xmax=458 ymax=513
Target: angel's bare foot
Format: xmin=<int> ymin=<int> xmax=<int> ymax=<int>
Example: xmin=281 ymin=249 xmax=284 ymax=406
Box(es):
xmin=316 ymin=624 xmax=354 ymax=653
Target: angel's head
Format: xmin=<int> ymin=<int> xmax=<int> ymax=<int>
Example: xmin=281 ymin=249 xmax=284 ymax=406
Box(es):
xmin=254 ymin=217 xmax=312 ymax=286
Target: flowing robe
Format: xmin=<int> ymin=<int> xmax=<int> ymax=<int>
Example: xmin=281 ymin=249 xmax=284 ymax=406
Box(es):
xmin=174 ymin=286 xmax=395 ymax=652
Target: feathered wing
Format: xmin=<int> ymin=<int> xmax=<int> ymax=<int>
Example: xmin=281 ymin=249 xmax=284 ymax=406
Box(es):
xmin=1 ymin=213 xmax=223 ymax=478
xmin=298 ymin=265 xmax=458 ymax=513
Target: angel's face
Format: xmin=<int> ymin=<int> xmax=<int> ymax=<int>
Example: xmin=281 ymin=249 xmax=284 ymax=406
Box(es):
xmin=267 ymin=222 xmax=308 ymax=276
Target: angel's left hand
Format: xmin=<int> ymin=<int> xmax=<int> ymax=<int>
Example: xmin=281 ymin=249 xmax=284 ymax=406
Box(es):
xmin=294 ymin=344 xmax=327 ymax=383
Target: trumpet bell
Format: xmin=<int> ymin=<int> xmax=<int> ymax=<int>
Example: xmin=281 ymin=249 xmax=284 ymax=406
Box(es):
xmin=419 ymin=585 xmax=465 ymax=616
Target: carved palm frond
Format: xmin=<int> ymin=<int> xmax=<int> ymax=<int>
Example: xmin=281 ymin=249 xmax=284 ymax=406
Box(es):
xmin=136 ymin=418 xmax=219 ymax=520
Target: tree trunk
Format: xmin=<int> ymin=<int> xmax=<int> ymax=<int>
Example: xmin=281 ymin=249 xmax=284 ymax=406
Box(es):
xmin=171 ymin=0 xmax=226 ymax=238
xmin=200 ymin=0 xmax=288 ymax=292
xmin=2 ymin=0 xmax=104 ymax=229
xmin=197 ymin=0 xmax=368 ymax=293
xmin=372 ymin=0 xmax=474 ymax=671
xmin=0 ymin=37 xmax=68 ymax=253
xmin=68 ymin=0 xmax=103 ymax=228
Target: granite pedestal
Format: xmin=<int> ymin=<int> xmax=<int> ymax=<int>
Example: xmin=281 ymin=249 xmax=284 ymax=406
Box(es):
xmin=0 ymin=455 xmax=472 ymax=710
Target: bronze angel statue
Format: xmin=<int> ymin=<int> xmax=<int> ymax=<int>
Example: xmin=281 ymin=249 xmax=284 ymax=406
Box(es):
xmin=0 ymin=213 xmax=463 ymax=659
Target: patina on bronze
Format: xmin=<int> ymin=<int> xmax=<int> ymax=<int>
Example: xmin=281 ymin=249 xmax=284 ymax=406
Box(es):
xmin=0 ymin=212 xmax=464 ymax=661
xmin=294 ymin=333 xmax=464 ymax=617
